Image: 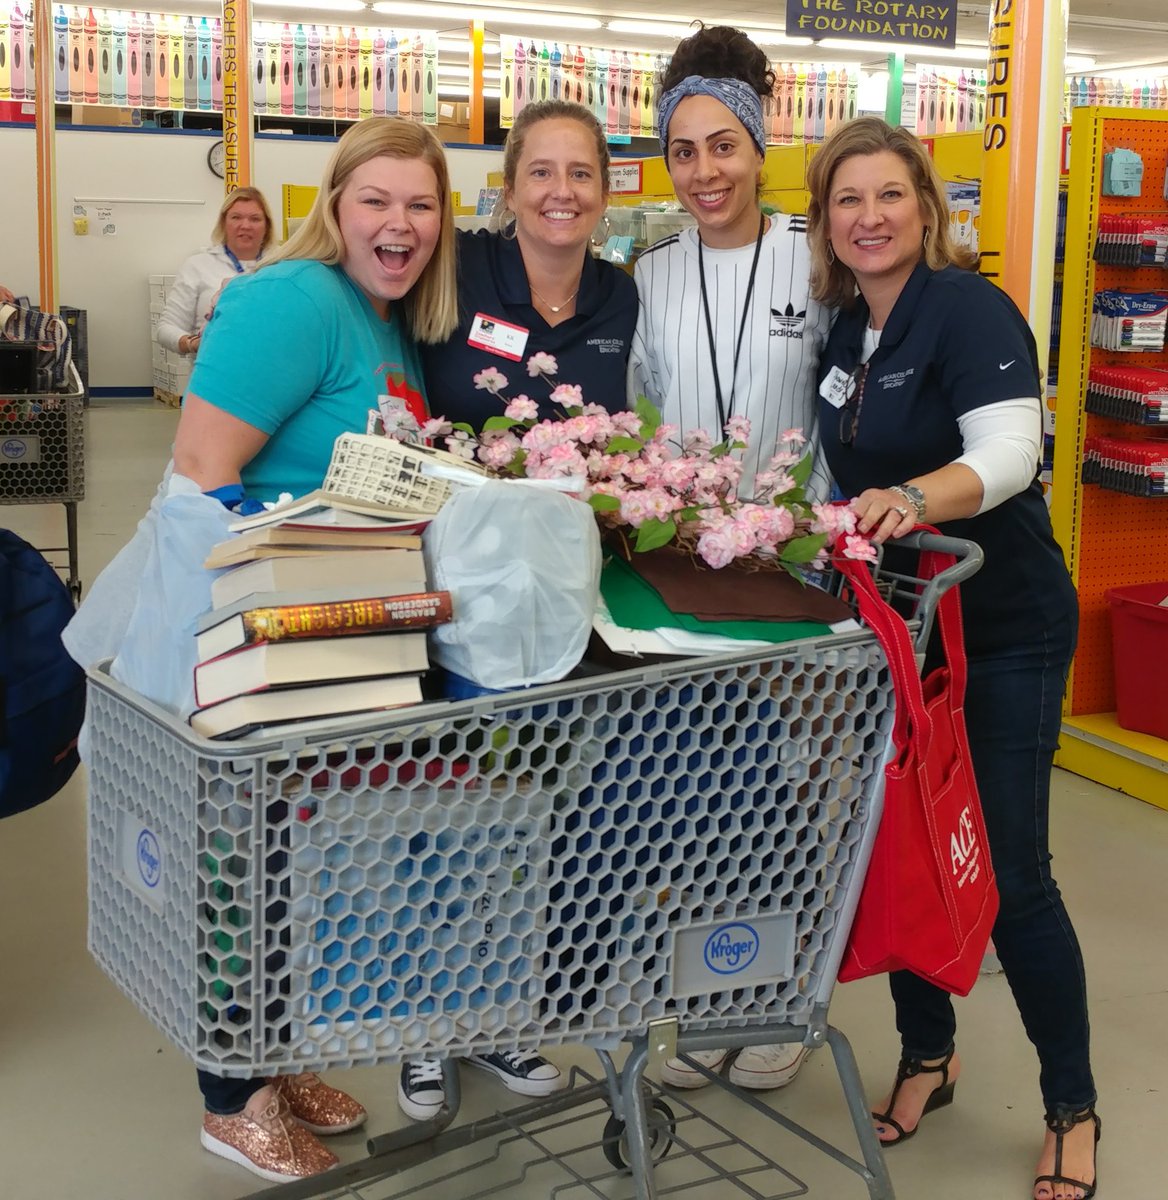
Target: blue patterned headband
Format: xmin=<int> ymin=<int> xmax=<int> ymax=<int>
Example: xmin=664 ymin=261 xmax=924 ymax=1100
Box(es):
xmin=658 ymin=75 xmax=767 ymax=157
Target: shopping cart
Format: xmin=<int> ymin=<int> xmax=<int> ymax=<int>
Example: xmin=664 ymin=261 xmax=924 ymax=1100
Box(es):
xmin=0 ymin=363 xmax=86 ymax=599
xmin=84 ymin=530 xmax=981 ymax=1200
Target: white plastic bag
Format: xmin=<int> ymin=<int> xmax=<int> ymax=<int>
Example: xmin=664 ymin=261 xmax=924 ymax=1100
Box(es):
xmin=63 ymin=466 xmax=235 ymax=718
xmin=423 ymin=481 xmax=601 ymax=689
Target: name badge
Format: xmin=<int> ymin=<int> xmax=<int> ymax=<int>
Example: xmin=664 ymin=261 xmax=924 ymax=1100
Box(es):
xmin=820 ymin=365 xmax=853 ymax=409
xmin=468 ymin=313 xmax=529 ymax=362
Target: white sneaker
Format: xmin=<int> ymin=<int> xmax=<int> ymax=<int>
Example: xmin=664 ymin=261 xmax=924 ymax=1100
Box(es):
xmin=397 ymin=1058 xmax=446 ymax=1121
xmin=728 ymin=1043 xmax=809 ymax=1090
xmin=658 ymin=1048 xmax=731 ymax=1089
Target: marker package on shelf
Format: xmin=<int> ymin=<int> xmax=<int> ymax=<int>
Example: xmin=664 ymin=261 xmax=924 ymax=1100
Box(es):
xmin=1090 ymin=289 xmax=1168 ymax=351
xmin=1082 ymin=434 xmax=1168 ymax=496
xmin=1093 ymin=215 xmax=1168 ymax=266
xmin=1086 ymin=365 xmax=1168 ymax=424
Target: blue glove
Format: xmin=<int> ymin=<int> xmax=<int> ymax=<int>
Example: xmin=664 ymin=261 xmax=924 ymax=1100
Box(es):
xmin=204 ymin=484 xmax=266 ymax=516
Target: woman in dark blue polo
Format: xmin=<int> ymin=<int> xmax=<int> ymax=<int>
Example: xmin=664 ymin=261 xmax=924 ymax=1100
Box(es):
xmin=420 ymin=100 xmax=636 ymax=423
xmin=806 ymin=117 xmax=1098 ymax=1200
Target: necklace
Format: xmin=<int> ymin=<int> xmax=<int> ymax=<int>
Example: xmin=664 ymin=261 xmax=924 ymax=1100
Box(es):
xmin=529 ymin=284 xmax=579 ymax=314
xmin=697 ymin=211 xmax=767 ymax=430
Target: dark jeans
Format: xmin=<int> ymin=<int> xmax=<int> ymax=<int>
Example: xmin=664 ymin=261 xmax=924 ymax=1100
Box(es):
xmin=198 ymin=1070 xmax=266 ymax=1116
xmin=889 ymin=622 xmax=1096 ymax=1111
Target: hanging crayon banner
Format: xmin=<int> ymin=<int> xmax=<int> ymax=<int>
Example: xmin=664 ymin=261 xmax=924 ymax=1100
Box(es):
xmin=0 ymin=6 xmax=438 ymax=125
xmin=912 ymin=65 xmax=986 ymax=136
xmin=1065 ymin=76 xmax=1168 ymax=115
xmin=766 ymin=62 xmax=859 ymax=144
xmin=784 ymin=0 xmax=957 ymax=51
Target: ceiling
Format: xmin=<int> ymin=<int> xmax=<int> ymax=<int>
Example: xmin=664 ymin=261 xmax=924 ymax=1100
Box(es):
xmin=210 ymin=0 xmax=1168 ymax=74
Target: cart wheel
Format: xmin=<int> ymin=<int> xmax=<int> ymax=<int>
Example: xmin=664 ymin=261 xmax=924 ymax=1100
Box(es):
xmin=69 ymin=581 xmax=82 ymax=605
xmin=602 ymin=1098 xmax=676 ymax=1171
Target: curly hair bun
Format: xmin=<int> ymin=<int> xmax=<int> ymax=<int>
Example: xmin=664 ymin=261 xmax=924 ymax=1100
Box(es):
xmin=659 ymin=24 xmax=775 ymax=99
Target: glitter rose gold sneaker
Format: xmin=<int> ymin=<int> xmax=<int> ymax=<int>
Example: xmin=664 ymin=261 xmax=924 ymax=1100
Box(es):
xmin=201 ymin=1088 xmax=339 ymax=1183
xmin=267 ymin=1072 xmax=368 ymax=1135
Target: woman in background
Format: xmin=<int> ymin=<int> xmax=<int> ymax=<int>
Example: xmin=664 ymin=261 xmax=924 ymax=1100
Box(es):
xmin=173 ymin=118 xmax=458 ymax=1182
xmin=806 ymin=116 xmax=1097 ymax=1200
xmin=421 ymin=99 xmax=636 ymax=423
xmin=156 ymin=186 xmax=274 ymax=361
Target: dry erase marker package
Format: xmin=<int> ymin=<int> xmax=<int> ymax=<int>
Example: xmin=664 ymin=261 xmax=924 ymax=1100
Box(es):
xmin=1090 ymin=289 xmax=1168 ymax=352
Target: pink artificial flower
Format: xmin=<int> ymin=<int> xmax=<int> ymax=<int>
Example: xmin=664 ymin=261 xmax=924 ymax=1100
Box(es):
xmin=841 ymin=534 xmax=878 ymax=563
xmin=528 ymin=441 xmax=588 ymax=479
xmin=724 ymin=415 xmax=752 ymax=444
xmin=419 ymin=417 xmax=453 ymax=439
xmin=504 ymin=395 xmax=539 ymax=421
xmin=526 ymin=351 xmax=558 ymax=378
xmin=443 ymin=431 xmax=478 ymax=462
xmin=473 ymin=366 xmax=509 ymax=394
xmin=477 ymin=432 xmax=521 ymax=470
xmin=550 ymin=382 xmax=584 ymax=408
xmin=779 ymin=428 xmax=807 ymax=447
xmin=811 ymin=502 xmax=858 ymax=536
xmin=683 ymin=428 xmax=713 ymax=453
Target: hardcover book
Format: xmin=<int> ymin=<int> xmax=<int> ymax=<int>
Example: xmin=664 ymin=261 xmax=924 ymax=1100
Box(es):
xmin=189 ymin=674 xmax=424 ymax=739
xmin=196 ymin=590 xmax=453 ymax=662
xmin=227 ymin=489 xmax=431 ymax=533
xmin=205 ymin=525 xmax=423 ymax=570
xmin=193 ymin=629 xmax=429 ymax=707
xmin=210 ymin=548 xmax=426 ymax=611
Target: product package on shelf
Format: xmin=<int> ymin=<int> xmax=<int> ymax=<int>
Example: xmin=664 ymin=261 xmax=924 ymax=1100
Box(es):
xmin=1089 ymin=288 xmax=1168 ymax=351
xmin=1081 ymin=434 xmax=1168 ymax=496
xmin=1085 ymin=365 xmax=1168 ymax=424
xmin=1093 ymin=214 xmax=1168 ymax=265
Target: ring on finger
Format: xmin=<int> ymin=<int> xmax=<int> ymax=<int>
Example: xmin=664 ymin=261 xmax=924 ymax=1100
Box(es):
xmin=892 ymin=505 xmax=908 ymax=518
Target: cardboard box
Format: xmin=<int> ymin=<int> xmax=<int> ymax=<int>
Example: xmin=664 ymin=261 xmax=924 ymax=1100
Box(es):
xmin=72 ymin=105 xmax=140 ymax=127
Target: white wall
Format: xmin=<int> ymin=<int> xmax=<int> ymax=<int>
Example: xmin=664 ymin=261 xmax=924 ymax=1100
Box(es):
xmin=0 ymin=125 xmax=503 ymax=390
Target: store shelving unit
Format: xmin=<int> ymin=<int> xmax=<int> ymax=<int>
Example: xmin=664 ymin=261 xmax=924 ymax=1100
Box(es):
xmin=1051 ymin=106 xmax=1168 ymax=809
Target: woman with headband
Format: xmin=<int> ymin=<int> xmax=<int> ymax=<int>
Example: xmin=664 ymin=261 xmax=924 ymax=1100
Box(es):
xmin=630 ymin=24 xmax=829 ymax=1095
xmin=628 ymin=24 xmax=831 ymax=502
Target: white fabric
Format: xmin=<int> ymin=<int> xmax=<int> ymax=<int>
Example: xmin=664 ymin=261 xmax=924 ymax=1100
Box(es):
xmin=154 ymin=245 xmax=252 ymax=354
xmin=861 ymin=325 xmax=1040 ymax=514
xmin=955 ymin=397 xmax=1043 ymax=514
xmin=629 ymin=215 xmax=832 ymax=500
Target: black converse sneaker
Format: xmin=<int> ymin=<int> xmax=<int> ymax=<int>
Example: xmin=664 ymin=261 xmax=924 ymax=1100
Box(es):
xmin=397 ymin=1058 xmax=446 ymax=1121
xmin=465 ymin=1050 xmax=565 ymax=1097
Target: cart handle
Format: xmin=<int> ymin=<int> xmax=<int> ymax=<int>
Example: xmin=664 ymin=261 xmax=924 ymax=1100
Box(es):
xmin=891 ymin=529 xmax=983 ymax=652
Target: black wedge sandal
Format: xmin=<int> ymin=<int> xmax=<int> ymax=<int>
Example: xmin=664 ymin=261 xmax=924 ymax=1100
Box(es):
xmin=871 ymin=1046 xmax=957 ymax=1146
xmin=1034 ymin=1106 xmax=1101 ymax=1200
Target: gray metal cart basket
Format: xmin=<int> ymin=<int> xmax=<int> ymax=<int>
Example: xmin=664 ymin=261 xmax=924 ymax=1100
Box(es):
xmin=0 ymin=363 xmax=86 ymax=598
xmin=85 ymin=531 xmax=980 ymax=1200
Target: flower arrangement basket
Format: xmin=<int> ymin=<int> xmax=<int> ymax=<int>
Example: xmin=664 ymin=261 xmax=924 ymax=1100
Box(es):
xmin=323 ymin=432 xmax=487 ymax=516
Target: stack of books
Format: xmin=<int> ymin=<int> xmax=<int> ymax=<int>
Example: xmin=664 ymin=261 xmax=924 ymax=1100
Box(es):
xmin=189 ymin=498 xmax=451 ymax=739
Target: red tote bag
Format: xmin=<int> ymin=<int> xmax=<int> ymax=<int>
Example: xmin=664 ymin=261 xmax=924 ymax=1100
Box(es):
xmin=834 ymin=539 xmax=999 ymax=996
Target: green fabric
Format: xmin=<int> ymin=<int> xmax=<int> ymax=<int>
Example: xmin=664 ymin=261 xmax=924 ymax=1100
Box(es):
xmin=601 ymin=556 xmax=834 ymax=643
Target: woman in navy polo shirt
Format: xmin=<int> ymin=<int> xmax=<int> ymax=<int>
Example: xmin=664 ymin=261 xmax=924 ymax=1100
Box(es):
xmin=420 ymin=100 xmax=636 ymax=423
xmin=806 ymin=118 xmax=1098 ymax=1200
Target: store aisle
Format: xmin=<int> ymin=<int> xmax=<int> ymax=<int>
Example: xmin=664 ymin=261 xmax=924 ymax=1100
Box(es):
xmin=0 ymin=401 xmax=1164 ymax=1200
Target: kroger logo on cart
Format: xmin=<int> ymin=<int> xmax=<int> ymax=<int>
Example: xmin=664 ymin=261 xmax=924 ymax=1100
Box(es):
xmin=2 ymin=439 xmax=28 ymax=461
xmin=703 ymin=922 xmax=760 ymax=975
xmin=137 ymin=829 xmax=162 ymax=889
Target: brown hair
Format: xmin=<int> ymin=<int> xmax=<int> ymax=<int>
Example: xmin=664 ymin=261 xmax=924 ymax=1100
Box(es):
xmin=806 ymin=116 xmax=978 ymax=309
xmin=268 ymin=118 xmax=457 ymax=343
xmin=212 ymin=186 xmax=274 ymax=252
xmin=659 ymin=23 xmax=774 ymax=99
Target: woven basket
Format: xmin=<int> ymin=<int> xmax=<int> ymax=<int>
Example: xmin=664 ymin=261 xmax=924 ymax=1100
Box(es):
xmin=323 ymin=433 xmax=487 ymax=515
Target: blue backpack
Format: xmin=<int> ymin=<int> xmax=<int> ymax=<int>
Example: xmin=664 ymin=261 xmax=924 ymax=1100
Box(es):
xmin=0 ymin=530 xmax=86 ymax=819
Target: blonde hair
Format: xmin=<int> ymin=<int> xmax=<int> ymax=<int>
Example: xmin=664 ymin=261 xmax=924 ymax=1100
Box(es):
xmin=806 ymin=117 xmax=978 ymax=310
xmin=268 ymin=119 xmax=458 ymax=343
xmin=212 ymin=186 xmax=274 ymax=252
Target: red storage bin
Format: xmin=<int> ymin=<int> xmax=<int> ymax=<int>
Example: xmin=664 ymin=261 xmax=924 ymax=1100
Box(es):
xmin=1107 ymin=582 xmax=1168 ymax=741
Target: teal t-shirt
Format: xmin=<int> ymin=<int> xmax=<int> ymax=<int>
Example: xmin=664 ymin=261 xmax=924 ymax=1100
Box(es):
xmin=189 ymin=260 xmax=427 ymax=501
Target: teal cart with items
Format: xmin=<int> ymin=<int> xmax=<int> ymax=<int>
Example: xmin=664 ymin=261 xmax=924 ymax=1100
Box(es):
xmin=84 ymin=531 xmax=981 ymax=1200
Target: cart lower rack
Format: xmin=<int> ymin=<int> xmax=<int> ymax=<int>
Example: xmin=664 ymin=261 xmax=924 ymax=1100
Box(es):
xmin=85 ymin=532 xmax=981 ymax=1200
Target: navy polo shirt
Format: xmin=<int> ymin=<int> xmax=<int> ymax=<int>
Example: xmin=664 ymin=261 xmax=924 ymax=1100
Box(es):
xmin=818 ymin=263 xmax=1077 ymax=654
xmin=420 ymin=229 xmax=637 ymax=427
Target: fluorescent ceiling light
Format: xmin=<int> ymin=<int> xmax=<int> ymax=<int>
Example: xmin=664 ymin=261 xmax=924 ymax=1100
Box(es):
xmin=372 ymin=4 xmax=602 ymax=31
xmin=605 ymin=19 xmax=699 ymax=39
xmin=743 ymin=29 xmax=814 ymax=49
xmin=437 ymin=66 xmax=502 ymax=80
xmin=1064 ymin=55 xmax=1097 ymax=72
xmin=821 ymin=40 xmax=990 ymax=63
xmin=253 ymin=0 xmax=366 ymax=10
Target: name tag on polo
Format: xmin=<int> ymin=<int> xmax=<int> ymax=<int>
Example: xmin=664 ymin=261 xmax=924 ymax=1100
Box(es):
xmin=468 ymin=313 xmax=529 ymax=362
xmin=820 ymin=365 xmax=852 ymax=409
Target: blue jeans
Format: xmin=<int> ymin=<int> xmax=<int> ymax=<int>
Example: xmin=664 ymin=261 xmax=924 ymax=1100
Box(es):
xmin=198 ymin=1070 xmax=265 ymax=1115
xmin=889 ymin=620 xmax=1096 ymax=1111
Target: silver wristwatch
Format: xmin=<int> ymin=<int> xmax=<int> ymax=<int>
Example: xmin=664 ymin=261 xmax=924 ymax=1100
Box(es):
xmin=889 ymin=483 xmax=927 ymax=521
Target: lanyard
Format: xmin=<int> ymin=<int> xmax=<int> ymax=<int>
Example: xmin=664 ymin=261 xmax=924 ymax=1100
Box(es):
xmin=223 ymin=247 xmax=260 ymax=275
xmin=697 ymin=212 xmax=766 ymax=431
